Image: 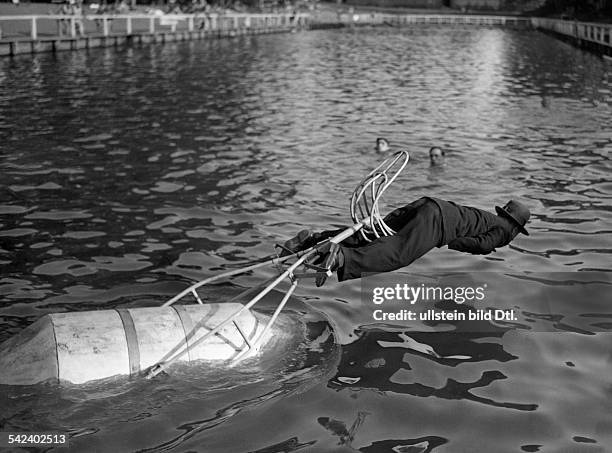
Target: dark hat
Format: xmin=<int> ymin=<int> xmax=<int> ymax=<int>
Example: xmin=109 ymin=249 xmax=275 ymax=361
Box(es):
xmin=495 ymin=200 xmax=530 ymax=235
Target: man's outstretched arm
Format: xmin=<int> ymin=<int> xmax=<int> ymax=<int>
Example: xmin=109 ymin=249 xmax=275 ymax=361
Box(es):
xmin=447 ymin=227 xmax=510 ymax=255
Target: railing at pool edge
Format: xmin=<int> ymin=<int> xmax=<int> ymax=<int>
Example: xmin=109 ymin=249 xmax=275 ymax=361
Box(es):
xmin=0 ymin=12 xmax=529 ymax=44
xmin=343 ymin=13 xmax=531 ymax=27
xmin=530 ymin=17 xmax=612 ymax=57
xmin=0 ymin=12 xmax=310 ymax=41
xmin=349 ymin=15 xmax=611 ymax=56
xmin=0 ymin=13 xmax=610 ymax=57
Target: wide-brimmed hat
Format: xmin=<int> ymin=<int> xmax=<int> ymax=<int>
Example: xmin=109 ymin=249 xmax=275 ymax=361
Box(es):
xmin=495 ymin=200 xmax=530 ymax=235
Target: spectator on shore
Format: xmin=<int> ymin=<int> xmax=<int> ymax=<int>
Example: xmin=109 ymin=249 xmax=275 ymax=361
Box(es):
xmin=72 ymin=0 xmax=86 ymax=37
xmin=55 ymin=0 xmax=72 ymax=37
xmin=194 ymin=0 xmax=211 ymax=29
xmin=94 ymin=1 xmax=115 ymax=32
xmin=166 ymin=0 xmax=182 ymax=14
xmin=429 ymin=146 xmax=445 ymax=166
xmin=116 ymin=0 xmax=130 ymax=14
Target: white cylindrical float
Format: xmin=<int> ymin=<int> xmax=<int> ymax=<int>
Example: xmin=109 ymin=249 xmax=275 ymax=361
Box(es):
xmin=0 ymin=303 xmax=268 ymax=385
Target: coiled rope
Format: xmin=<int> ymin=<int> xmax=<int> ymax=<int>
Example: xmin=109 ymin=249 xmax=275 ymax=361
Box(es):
xmin=350 ymin=150 xmax=410 ymax=241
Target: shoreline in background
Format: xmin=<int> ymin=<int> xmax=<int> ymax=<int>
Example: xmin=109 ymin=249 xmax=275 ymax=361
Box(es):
xmin=1 ymin=3 xmax=610 ymax=59
xmin=1 ymin=1 xmax=611 ymax=22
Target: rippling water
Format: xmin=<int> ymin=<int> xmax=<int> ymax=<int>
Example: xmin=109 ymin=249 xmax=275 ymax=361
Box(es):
xmin=1 ymin=26 xmax=611 ymax=452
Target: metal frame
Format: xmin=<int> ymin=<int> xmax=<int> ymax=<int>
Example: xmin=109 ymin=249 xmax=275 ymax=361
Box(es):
xmin=145 ymin=151 xmax=410 ymax=379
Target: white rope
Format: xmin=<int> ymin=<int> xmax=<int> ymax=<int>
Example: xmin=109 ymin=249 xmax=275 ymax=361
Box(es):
xmin=350 ymin=150 xmax=410 ymax=241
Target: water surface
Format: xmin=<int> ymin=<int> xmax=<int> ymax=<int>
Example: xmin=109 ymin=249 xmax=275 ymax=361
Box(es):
xmin=1 ymin=26 xmax=611 ymax=452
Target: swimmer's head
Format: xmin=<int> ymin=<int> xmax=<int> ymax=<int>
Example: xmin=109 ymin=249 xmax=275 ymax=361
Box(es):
xmin=429 ymin=146 xmax=445 ymax=166
xmin=375 ymin=138 xmax=389 ymax=153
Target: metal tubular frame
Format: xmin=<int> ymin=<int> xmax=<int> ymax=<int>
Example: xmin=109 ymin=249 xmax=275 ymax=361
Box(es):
xmin=145 ymin=151 xmax=410 ymax=379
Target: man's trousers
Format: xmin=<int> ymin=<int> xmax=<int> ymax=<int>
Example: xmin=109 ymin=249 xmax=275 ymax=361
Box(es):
xmin=313 ymin=197 xmax=444 ymax=281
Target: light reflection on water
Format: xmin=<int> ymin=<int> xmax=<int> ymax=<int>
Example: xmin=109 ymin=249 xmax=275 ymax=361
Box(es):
xmin=0 ymin=26 xmax=611 ymax=452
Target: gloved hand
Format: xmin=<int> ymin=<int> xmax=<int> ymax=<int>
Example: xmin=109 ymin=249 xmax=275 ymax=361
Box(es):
xmin=278 ymin=229 xmax=313 ymax=257
xmin=310 ymin=242 xmax=344 ymax=287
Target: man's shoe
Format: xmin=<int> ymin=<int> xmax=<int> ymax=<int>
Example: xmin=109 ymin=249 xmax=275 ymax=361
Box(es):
xmin=279 ymin=229 xmax=312 ymax=256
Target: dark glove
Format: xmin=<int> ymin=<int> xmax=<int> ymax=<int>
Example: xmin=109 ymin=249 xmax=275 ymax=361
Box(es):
xmin=311 ymin=242 xmax=344 ymax=287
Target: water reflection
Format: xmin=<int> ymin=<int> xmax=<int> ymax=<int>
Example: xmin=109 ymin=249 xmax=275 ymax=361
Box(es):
xmin=329 ymin=327 xmax=537 ymax=411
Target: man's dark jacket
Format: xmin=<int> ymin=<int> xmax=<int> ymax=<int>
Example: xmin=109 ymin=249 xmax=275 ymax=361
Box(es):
xmin=427 ymin=197 xmax=518 ymax=254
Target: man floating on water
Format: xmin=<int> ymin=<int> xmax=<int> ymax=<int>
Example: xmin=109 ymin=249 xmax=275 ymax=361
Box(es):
xmin=281 ymin=197 xmax=530 ymax=287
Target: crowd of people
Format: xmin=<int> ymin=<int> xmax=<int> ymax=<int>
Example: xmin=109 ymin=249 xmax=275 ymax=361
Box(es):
xmin=52 ymin=0 xmax=135 ymax=37
xmin=46 ymin=0 xmax=303 ymax=37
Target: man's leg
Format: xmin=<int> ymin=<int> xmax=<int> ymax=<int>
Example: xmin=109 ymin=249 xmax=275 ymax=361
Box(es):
xmin=283 ymin=198 xmax=432 ymax=253
xmin=338 ymin=199 xmax=443 ymax=281
xmin=382 ymin=197 xmax=430 ymax=232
